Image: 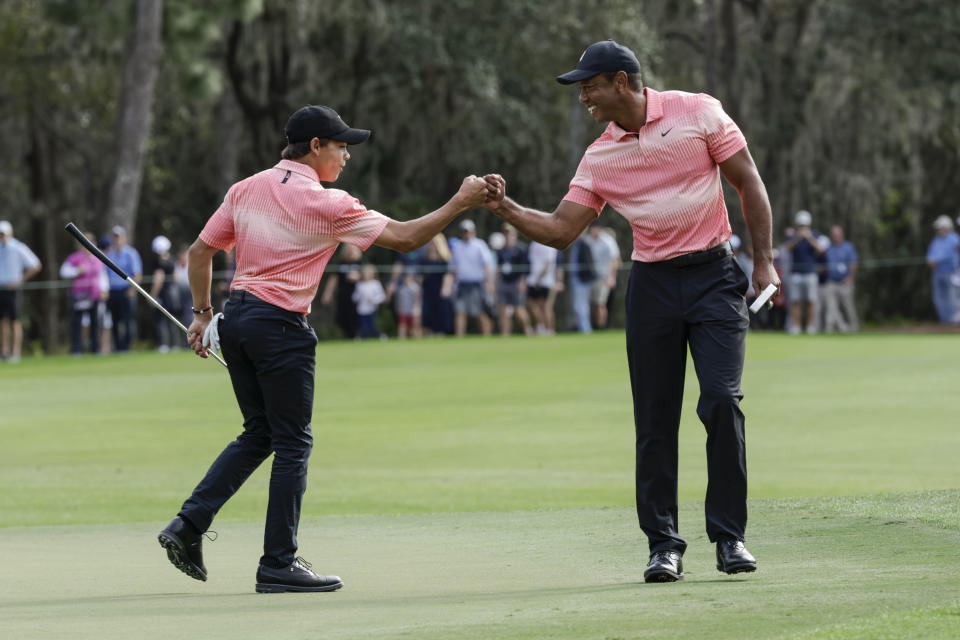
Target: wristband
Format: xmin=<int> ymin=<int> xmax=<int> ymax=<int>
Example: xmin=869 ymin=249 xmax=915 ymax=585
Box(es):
xmin=192 ymin=305 xmax=213 ymax=314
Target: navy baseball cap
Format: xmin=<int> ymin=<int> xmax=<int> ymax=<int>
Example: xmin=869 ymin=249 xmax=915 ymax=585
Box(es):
xmin=284 ymin=105 xmax=371 ymax=145
xmin=556 ymin=40 xmax=642 ymax=85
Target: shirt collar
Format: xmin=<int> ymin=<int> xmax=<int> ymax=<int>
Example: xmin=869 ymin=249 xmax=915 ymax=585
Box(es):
xmin=275 ymin=159 xmax=322 ymax=183
xmin=606 ymin=87 xmax=664 ymax=142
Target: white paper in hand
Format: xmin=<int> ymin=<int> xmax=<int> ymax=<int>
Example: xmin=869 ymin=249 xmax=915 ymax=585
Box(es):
xmin=749 ymin=284 xmax=778 ymax=314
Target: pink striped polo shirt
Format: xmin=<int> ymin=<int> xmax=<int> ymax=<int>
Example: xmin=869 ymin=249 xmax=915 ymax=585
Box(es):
xmin=564 ymin=88 xmax=747 ymax=262
xmin=199 ymin=159 xmax=389 ymax=314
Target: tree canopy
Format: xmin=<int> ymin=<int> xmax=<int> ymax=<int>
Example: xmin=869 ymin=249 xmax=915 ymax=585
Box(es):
xmin=1 ymin=0 xmax=958 ymax=350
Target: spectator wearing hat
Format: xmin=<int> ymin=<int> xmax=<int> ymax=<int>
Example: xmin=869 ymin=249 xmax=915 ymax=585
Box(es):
xmin=150 ymin=235 xmax=179 ymax=352
xmin=105 ymin=225 xmax=143 ymax=351
xmin=60 ymin=231 xmax=108 ymax=355
xmin=784 ymin=210 xmax=825 ymax=334
xmin=449 ymin=219 xmax=493 ymax=337
xmin=583 ymin=221 xmax=617 ymax=330
xmin=822 ymin=225 xmax=859 ymax=332
xmin=926 ymin=215 xmax=960 ymax=324
xmin=0 ymin=220 xmax=42 ymax=362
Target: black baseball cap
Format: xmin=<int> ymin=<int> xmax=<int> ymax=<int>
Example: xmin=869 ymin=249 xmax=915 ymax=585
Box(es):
xmin=556 ymin=40 xmax=641 ymax=85
xmin=284 ymin=105 xmax=371 ymax=145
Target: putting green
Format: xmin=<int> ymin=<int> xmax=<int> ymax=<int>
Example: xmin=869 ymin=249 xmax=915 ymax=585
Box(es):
xmin=1 ymin=493 xmax=958 ymax=639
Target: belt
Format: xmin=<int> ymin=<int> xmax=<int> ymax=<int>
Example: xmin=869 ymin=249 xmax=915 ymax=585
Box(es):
xmin=228 ymin=289 xmax=263 ymax=304
xmin=659 ymin=241 xmax=732 ymax=268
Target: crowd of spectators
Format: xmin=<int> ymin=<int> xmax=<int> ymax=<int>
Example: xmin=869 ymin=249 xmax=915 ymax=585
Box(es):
xmin=314 ymin=219 xmax=625 ymax=341
xmin=2 ymin=208 xmax=959 ymax=361
xmin=739 ymin=210 xmax=864 ymax=334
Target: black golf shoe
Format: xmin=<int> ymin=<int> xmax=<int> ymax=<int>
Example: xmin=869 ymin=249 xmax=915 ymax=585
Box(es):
xmin=716 ymin=538 xmax=757 ymax=574
xmin=158 ymin=516 xmax=207 ymax=581
xmin=255 ymin=557 xmax=343 ymax=593
xmin=644 ymin=550 xmax=684 ymax=583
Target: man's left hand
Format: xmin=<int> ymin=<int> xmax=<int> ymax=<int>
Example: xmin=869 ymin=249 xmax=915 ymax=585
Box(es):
xmin=752 ymin=260 xmax=781 ymax=304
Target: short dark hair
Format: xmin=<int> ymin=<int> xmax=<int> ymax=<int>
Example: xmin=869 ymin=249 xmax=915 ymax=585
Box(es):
xmin=281 ymin=138 xmax=330 ymax=160
xmin=603 ymin=70 xmax=643 ymax=91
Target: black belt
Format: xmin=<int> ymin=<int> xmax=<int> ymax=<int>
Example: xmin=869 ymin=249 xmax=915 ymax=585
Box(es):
xmin=659 ymin=241 xmax=732 ymax=268
xmin=228 ymin=289 xmax=263 ymax=303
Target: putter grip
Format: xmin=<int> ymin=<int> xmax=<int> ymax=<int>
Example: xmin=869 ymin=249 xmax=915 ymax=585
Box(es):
xmin=64 ymin=222 xmax=130 ymax=280
xmin=749 ymin=283 xmax=778 ymax=314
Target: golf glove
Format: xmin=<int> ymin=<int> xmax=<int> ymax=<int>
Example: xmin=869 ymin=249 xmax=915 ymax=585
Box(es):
xmin=202 ymin=312 xmax=224 ymax=352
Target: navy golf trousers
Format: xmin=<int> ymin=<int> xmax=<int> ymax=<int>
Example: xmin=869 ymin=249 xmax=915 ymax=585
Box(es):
xmin=625 ymin=252 xmax=750 ymax=554
xmin=179 ymin=290 xmax=317 ymax=568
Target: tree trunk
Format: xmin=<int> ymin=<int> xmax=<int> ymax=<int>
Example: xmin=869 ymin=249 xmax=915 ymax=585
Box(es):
xmin=216 ymin=86 xmax=240 ymax=199
xmin=703 ymin=0 xmax=718 ymax=95
xmin=105 ymin=0 xmax=164 ymax=240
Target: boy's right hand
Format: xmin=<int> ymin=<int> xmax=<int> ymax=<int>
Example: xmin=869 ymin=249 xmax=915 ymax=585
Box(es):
xmin=455 ymin=175 xmax=488 ymax=210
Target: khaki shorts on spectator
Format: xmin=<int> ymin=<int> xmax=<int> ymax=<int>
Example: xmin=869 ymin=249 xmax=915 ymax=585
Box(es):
xmin=589 ymin=280 xmax=610 ymax=305
xmin=789 ymin=272 xmax=819 ymax=302
xmin=497 ymin=281 xmax=525 ymax=307
xmin=454 ymin=282 xmax=485 ymax=316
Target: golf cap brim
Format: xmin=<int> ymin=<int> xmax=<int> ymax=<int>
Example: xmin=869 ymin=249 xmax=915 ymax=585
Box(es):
xmin=330 ymin=127 xmax=371 ymax=145
xmin=556 ymin=69 xmax=605 ymax=85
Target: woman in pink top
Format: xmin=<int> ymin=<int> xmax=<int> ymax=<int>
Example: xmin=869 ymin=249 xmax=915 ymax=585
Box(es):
xmin=484 ymin=41 xmax=780 ymax=584
xmin=158 ymin=105 xmax=491 ymax=594
xmin=59 ymin=233 xmax=106 ymax=355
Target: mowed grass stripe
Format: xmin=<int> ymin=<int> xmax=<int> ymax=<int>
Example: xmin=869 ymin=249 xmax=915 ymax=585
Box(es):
xmin=1 ymin=333 xmax=958 ymax=526
xmin=0 ymin=492 xmax=958 ymax=639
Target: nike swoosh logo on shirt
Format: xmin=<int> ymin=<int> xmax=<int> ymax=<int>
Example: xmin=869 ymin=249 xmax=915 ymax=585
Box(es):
xmin=661 ymin=127 xmax=674 ymax=137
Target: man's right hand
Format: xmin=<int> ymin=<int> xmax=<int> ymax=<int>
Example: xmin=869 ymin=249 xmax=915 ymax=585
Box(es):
xmin=483 ymin=174 xmax=506 ymax=210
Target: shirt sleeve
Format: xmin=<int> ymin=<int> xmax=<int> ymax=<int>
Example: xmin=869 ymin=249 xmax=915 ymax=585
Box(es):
xmin=130 ymin=248 xmax=143 ymax=277
xmin=199 ymin=190 xmax=238 ymax=252
xmin=16 ymin=242 xmax=40 ymax=269
xmin=330 ymin=192 xmax=390 ymax=251
xmin=563 ymin=155 xmax=606 ymax=214
xmin=698 ymin=94 xmax=747 ymax=164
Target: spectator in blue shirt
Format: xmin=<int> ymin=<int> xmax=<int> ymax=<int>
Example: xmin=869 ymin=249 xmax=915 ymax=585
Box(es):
xmin=0 ymin=220 xmax=42 ymax=363
xmin=926 ymin=215 xmax=960 ymax=324
xmin=450 ymin=219 xmax=493 ymax=337
xmin=105 ymin=226 xmax=143 ymax=351
xmin=784 ymin=210 xmax=826 ymax=334
xmin=823 ymin=225 xmax=859 ymax=332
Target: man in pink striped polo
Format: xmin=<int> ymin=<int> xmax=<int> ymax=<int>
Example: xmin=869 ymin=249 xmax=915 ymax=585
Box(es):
xmin=158 ymin=105 xmax=489 ymax=593
xmin=485 ymin=40 xmax=780 ymax=583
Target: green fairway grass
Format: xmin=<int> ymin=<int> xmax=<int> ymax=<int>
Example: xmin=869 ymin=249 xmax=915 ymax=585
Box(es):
xmin=1 ymin=332 xmax=958 ymax=638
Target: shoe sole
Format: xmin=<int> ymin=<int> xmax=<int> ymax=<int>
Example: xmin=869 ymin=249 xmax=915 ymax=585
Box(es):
xmin=158 ymin=531 xmax=207 ymax=582
xmin=255 ymin=581 xmax=344 ymax=594
xmin=717 ymin=561 xmax=757 ymax=575
xmin=643 ymin=570 xmax=683 ymax=583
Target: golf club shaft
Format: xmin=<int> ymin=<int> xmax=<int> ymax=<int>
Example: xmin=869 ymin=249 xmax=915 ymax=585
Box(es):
xmin=64 ymin=222 xmax=227 ymax=368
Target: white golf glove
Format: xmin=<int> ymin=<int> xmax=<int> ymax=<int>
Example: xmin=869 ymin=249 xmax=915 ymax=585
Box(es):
xmin=202 ymin=312 xmax=225 ymax=352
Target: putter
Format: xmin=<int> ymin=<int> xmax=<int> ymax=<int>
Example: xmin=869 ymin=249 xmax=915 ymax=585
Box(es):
xmin=64 ymin=222 xmax=227 ymax=368
xmin=749 ymin=283 xmax=778 ymax=314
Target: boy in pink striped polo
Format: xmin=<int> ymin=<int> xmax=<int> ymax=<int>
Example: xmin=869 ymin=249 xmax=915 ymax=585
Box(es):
xmin=485 ymin=40 xmax=780 ymax=583
xmin=158 ymin=105 xmax=490 ymax=593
